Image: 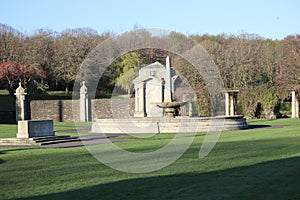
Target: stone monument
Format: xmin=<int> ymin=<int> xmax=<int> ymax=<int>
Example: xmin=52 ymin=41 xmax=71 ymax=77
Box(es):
xmin=0 ymin=83 xmax=80 ymax=146
xmin=12 ymin=82 xmax=55 ymax=139
xmin=91 ymin=57 xmax=247 ymax=134
xmin=133 ymin=56 xmax=180 ymax=117
xmin=80 ymin=81 xmax=89 ymax=122
xmin=15 ymin=82 xmax=27 ymax=121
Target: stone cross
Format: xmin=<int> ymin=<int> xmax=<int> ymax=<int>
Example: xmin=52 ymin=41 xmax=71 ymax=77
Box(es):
xmin=15 ymin=82 xmax=27 ymax=121
xmin=80 ymin=81 xmax=89 ymax=121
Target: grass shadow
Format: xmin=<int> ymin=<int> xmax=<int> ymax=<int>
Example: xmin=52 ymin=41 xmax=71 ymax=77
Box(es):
xmin=18 ymin=156 xmax=300 ymax=200
xmin=246 ymin=124 xmax=272 ymax=130
xmin=0 ymin=150 xmax=6 ymax=164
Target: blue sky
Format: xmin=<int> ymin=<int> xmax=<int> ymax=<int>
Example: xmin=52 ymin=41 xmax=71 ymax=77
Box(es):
xmin=1 ymin=0 xmax=299 ymax=39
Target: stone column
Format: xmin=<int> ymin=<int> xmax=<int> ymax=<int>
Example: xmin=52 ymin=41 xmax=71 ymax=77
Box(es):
xmin=165 ymin=56 xmax=172 ymax=102
xmin=230 ymin=94 xmax=235 ymax=116
xmin=225 ymin=92 xmax=230 ymax=116
xmin=296 ymin=98 xmax=299 ymax=118
xmin=15 ymin=82 xmax=27 ymax=121
xmin=135 ymin=87 xmax=139 ymax=112
xmin=80 ymin=81 xmax=89 ymax=122
xmin=134 ymin=82 xmax=146 ymax=117
xmin=291 ymin=90 xmax=299 ymax=118
xmin=188 ymin=102 xmax=193 ymax=117
xmin=142 ymin=82 xmax=146 ymax=116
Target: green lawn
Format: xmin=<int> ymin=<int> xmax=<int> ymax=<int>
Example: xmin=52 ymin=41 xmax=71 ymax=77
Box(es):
xmin=0 ymin=119 xmax=300 ymax=199
xmin=0 ymin=122 xmax=92 ymax=138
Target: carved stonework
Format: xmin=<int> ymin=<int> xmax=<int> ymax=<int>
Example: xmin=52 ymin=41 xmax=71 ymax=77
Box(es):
xmin=15 ymin=82 xmax=27 ymax=121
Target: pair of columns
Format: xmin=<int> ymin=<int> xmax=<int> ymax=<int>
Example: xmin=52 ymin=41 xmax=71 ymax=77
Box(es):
xmin=224 ymin=90 xmax=239 ymax=116
xmin=224 ymin=89 xmax=299 ymax=118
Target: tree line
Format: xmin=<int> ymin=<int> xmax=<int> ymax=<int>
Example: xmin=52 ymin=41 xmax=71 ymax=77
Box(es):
xmin=0 ymin=23 xmax=108 ymax=94
xmin=0 ymin=23 xmax=299 ymax=118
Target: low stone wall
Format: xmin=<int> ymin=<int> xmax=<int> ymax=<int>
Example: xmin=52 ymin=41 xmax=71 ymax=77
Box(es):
xmin=91 ymin=98 xmax=135 ymax=119
xmin=30 ymin=100 xmax=79 ymax=122
xmin=30 ymin=98 xmax=135 ymax=122
xmin=91 ymin=115 xmax=247 ymax=133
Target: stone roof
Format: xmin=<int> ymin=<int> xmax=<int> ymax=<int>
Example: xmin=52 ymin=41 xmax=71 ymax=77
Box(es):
xmin=141 ymin=61 xmax=165 ymax=69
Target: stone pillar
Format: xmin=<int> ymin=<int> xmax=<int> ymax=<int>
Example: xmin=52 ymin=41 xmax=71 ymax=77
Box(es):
xmin=15 ymin=82 xmax=27 ymax=121
xmin=135 ymin=87 xmax=139 ymax=112
xmin=165 ymin=56 xmax=172 ymax=102
xmin=225 ymin=92 xmax=230 ymax=116
xmin=188 ymin=102 xmax=193 ymax=117
xmin=296 ymin=98 xmax=299 ymax=118
xmin=134 ymin=82 xmax=146 ymax=117
xmin=142 ymin=82 xmax=146 ymax=116
xmin=291 ymin=90 xmax=299 ymax=118
xmin=80 ymin=81 xmax=89 ymax=122
xmin=230 ymin=94 xmax=235 ymax=116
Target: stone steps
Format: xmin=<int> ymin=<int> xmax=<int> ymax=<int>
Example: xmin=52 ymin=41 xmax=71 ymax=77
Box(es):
xmin=37 ymin=137 xmax=81 ymax=146
xmin=0 ymin=136 xmax=81 ymax=146
xmin=0 ymin=138 xmax=39 ymax=146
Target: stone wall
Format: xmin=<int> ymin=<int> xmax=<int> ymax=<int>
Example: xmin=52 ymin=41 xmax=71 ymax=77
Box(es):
xmin=91 ymin=98 xmax=135 ymax=119
xmin=30 ymin=98 xmax=135 ymax=122
xmin=30 ymin=100 xmax=79 ymax=122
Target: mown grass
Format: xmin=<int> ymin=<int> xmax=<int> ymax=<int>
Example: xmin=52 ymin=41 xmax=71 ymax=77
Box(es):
xmin=0 ymin=122 xmax=92 ymax=138
xmin=0 ymin=119 xmax=300 ymax=199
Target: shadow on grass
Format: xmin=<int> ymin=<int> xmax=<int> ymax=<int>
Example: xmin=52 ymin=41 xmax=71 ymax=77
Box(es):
xmin=0 ymin=151 xmax=5 ymax=164
xmin=246 ymin=124 xmax=272 ymax=130
xmin=0 ymin=150 xmax=6 ymax=164
xmin=18 ymin=156 xmax=300 ymax=200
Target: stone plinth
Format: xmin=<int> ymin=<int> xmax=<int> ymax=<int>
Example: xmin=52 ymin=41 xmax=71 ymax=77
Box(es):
xmin=17 ymin=120 xmax=54 ymax=138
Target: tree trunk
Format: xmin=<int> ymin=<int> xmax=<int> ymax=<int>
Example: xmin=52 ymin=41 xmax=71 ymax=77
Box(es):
xmin=264 ymin=109 xmax=276 ymax=119
xmin=9 ymin=88 xmax=14 ymax=96
xmin=127 ymin=88 xmax=131 ymax=97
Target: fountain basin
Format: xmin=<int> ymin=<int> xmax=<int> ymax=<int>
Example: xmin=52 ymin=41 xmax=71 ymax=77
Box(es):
xmin=91 ymin=115 xmax=247 ymax=134
xmin=156 ymin=102 xmax=187 ymax=108
xmin=156 ymin=102 xmax=187 ymax=118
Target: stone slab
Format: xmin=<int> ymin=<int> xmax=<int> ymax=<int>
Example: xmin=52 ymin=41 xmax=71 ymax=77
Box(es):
xmin=17 ymin=120 xmax=54 ymax=138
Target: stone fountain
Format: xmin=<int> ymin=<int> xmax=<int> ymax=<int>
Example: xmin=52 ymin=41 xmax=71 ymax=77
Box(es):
xmin=91 ymin=56 xmax=247 ymax=134
xmin=132 ymin=56 xmax=183 ymax=117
